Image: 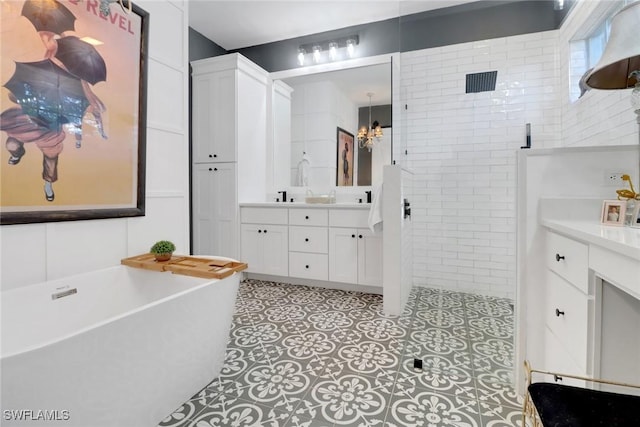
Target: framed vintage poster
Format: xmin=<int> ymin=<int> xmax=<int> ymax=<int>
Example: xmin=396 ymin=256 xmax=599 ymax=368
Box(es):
xmin=0 ymin=0 xmax=149 ymax=225
xmin=336 ymin=127 xmax=354 ymax=186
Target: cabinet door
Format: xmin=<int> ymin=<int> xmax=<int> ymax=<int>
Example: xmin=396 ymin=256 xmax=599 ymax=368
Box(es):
xmin=262 ymin=225 xmax=289 ymax=276
xmin=329 ymin=228 xmax=358 ymax=283
xmin=192 ymin=163 xmax=237 ymax=258
xmin=192 ymin=71 xmax=236 ymax=163
xmin=241 ymin=224 xmax=264 ymax=273
xmin=357 ymin=229 xmax=382 ymax=286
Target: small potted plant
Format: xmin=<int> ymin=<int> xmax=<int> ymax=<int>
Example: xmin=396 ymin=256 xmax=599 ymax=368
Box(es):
xmin=150 ymin=240 xmax=176 ymax=262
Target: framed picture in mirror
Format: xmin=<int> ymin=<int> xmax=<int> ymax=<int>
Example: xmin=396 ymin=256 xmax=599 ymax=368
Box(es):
xmin=336 ymin=127 xmax=354 ymax=186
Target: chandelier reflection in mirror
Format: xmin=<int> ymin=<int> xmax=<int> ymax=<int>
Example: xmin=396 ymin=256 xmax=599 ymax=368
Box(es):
xmin=357 ymin=93 xmax=383 ymax=152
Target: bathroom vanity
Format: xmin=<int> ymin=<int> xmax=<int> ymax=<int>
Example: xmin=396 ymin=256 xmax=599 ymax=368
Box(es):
xmin=517 ymin=145 xmax=640 ymax=394
xmin=540 ymin=220 xmax=640 ymax=388
xmin=239 ymin=203 xmax=382 ymax=292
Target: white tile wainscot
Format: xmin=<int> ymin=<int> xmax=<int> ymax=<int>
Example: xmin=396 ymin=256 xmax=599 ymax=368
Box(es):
xmin=239 ymin=203 xmax=382 ymax=294
xmin=540 ymin=219 xmax=640 ymax=389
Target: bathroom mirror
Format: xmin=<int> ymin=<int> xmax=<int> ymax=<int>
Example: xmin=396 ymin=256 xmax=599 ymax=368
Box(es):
xmin=274 ymin=61 xmax=392 ymax=189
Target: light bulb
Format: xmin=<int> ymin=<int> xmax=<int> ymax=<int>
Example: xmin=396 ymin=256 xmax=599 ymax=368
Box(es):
xmin=329 ymin=42 xmax=338 ymax=61
xmin=312 ymin=45 xmax=321 ymax=63
xmin=346 ymin=39 xmax=355 ymax=58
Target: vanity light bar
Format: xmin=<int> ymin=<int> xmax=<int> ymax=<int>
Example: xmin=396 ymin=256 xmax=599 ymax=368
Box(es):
xmin=298 ymin=35 xmax=359 ymax=65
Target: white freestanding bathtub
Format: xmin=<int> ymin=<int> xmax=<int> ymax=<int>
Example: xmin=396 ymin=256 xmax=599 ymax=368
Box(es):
xmin=1 ymin=264 xmax=240 ymax=427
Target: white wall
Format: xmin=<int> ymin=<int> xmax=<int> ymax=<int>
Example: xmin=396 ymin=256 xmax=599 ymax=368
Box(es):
xmin=1 ymin=0 xmax=190 ymax=291
xmin=401 ymin=31 xmax=561 ymax=299
xmin=402 ymin=0 xmax=639 ymax=299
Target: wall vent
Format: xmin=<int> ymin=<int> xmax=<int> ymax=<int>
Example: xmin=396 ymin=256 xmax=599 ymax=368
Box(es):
xmin=465 ymin=71 xmax=497 ymax=93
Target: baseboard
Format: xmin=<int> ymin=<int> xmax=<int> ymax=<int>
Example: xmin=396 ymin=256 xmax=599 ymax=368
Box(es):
xmin=243 ymin=273 xmax=383 ymax=295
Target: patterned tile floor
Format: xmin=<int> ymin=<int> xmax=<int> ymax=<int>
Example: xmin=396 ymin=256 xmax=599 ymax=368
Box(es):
xmin=159 ymin=279 xmax=521 ymax=427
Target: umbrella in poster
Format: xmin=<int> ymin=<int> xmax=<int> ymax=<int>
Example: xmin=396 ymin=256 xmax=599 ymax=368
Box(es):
xmin=21 ymin=0 xmax=76 ymax=34
xmin=55 ymin=36 xmax=107 ymax=85
xmin=4 ymin=59 xmax=89 ymax=131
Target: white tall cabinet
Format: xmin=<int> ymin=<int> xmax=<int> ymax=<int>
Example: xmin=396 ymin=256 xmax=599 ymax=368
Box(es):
xmin=191 ymin=54 xmax=269 ymax=258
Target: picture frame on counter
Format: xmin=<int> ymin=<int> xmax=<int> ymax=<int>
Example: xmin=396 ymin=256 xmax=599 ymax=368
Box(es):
xmin=630 ymin=202 xmax=640 ymax=229
xmin=601 ymin=200 xmax=626 ymax=226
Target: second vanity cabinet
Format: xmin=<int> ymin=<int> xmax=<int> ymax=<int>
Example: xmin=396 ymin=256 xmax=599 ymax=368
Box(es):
xmin=328 ymin=210 xmax=382 ymax=286
xmin=240 ymin=205 xmax=382 ymax=289
xmin=543 ymin=231 xmax=591 ymax=385
xmin=288 ymin=208 xmax=329 ymax=280
xmin=240 ymin=208 xmax=288 ymax=276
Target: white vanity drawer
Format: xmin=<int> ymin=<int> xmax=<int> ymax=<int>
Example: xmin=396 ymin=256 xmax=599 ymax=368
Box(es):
xmin=545 ymin=270 xmax=589 ymax=369
xmin=289 ymin=226 xmax=328 ymax=253
xmin=241 ymin=207 xmax=288 ymax=225
xmin=289 ymin=252 xmax=328 ymax=280
xmin=546 ymin=231 xmax=589 ymax=292
xmin=544 ymin=326 xmax=588 ymax=388
xmin=329 ymin=209 xmax=369 ymax=228
xmin=289 ymin=208 xmax=328 ymax=226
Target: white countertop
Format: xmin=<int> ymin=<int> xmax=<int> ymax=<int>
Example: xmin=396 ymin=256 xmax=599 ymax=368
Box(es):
xmin=240 ymin=202 xmax=371 ymax=210
xmin=541 ymin=219 xmax=640 ymax=261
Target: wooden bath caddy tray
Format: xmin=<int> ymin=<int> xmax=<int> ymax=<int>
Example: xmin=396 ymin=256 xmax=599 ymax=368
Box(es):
xmin=121 ymin=254 xmax=247 ymax=279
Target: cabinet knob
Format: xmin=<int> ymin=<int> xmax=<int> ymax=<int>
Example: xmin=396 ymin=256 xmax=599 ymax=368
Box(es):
xmin=305 ymin=265 xmax=309 ymax=269
xmin=208 ymin=154 xmax=212 ymax=158
xmin=305 ymin=238 xmax=309 ymax=242
xmin=554 ymin=374 xmax=563 ymax=382
xmin=258 ymin=230 xmax=262 ymax=233
xmin=213 ymin=154 xmax=217 ymax=158
xmin=214 ymin=168 xmax=218 ymax=171
xmin=351 ymin=234 xmax=356 ymax=238
xmin=264 ymin=229 xmax=268 ymax=233
xmin=555 ymin=253 xmax=565 ymax=262
xmin=208 ymin=168 xmax=212 ymax=171
xmin=555 ymin=308 xmax=565 ymax=317
xmin=305 ymin=215 xmax=309 ymax=220
xmin=358 ymin=234 xmax=363 ymax=239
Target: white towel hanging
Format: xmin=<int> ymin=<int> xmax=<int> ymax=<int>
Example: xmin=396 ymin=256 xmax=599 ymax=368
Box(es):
xmin=296 ymin=152 xmax=310 ymax=186
xmin=368 ymin=183 xmax=383 ymax=232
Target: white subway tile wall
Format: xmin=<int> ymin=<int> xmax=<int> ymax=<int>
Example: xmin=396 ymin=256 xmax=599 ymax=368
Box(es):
xmin=400 ymin=31 xmax=562 ymax=299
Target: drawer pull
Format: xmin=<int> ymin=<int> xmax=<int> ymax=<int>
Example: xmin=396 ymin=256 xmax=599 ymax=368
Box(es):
xmin=258 ymin=230 xmax=262 ymax=233
xmin=358 ymin=234 xmax=363 ymax=239
xmin=214 ymin=168 xmax=217 ymax=171
xmin=305 ymin=265 xmax=309 ymax=269
xmin=352 ymin=234 xmax=356 ymax=238
xmin=209 ymin=154 xmax=212 ymax=158
xmin=208 ymin=168 xmax=212 ymax=171
xmin=554 ymin=374 xmax=563 ymax=382
xmin=555 ymin=308 xmax=565 ymax=317
xmin=305 ymin=238 xmax=309 ymax=242
xmin=555 ymin=253 xmax=565 ymax=262
xmin=264 ymin=229 xmax=268 ymax=233
xmin=213 ymin=154 xmax=217 ymax=158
